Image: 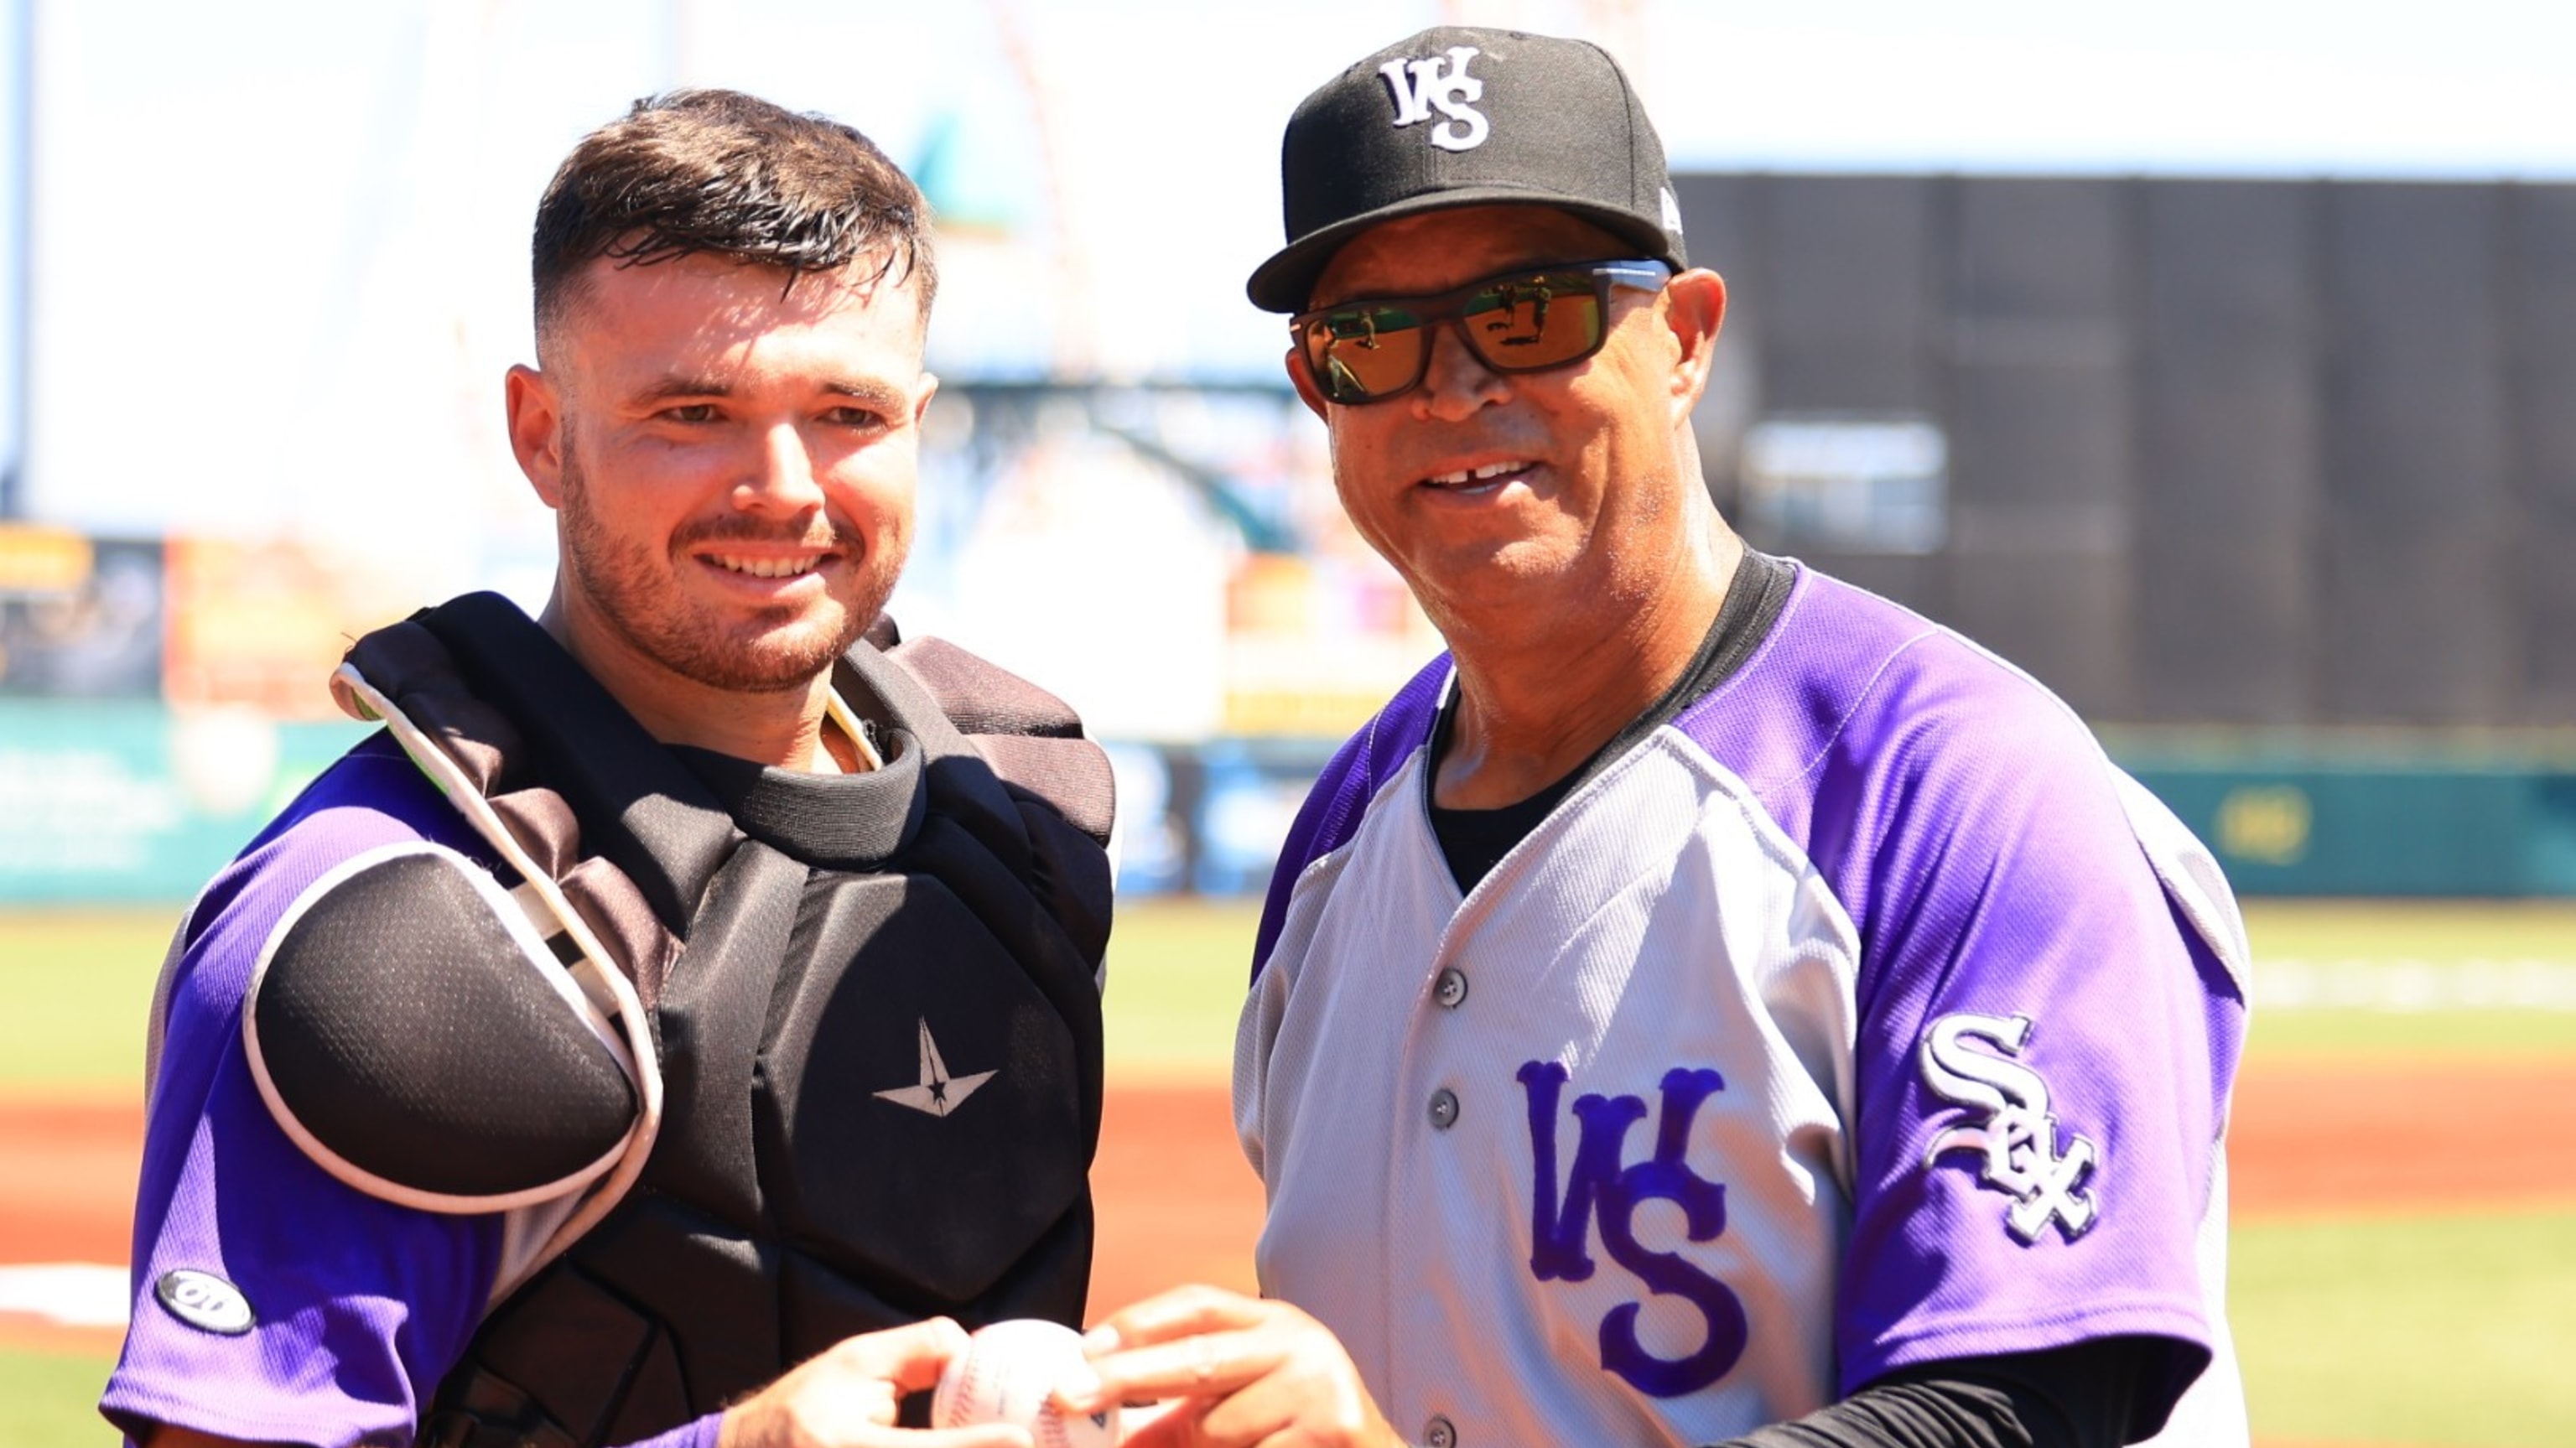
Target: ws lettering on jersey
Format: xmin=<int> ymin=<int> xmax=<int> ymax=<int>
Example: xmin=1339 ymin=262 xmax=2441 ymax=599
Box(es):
xmin=1234 ymin=559 xmax=2251 ymax=1448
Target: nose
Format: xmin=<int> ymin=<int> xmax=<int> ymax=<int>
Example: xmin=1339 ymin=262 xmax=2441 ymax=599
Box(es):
xmin=1411 ymin=317 xmax=1512 ymax=421
xmin=735 ymin=423 xmax=828 ymax=514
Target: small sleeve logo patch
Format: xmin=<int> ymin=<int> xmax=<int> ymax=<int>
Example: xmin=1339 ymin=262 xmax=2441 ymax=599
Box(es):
xmin=154 ymin=1269 xmax=255 ymax=1335
xmin=1919 ymin=1013 xmax=2101 ymax=1243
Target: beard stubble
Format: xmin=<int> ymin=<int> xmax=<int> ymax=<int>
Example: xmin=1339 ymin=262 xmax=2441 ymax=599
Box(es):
xmin=554 ymin=444 xmax=897 ymax=695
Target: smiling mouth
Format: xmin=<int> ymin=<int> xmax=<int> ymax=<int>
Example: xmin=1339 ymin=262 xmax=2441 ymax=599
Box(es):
xmin=1424 ymin=460 xmax=1534 ymax=492
xmin=706 ymin=553 xmax=826 ymax=579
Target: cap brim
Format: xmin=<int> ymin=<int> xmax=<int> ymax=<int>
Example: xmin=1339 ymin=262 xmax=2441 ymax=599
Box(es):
xmin=1245 ymin=186 xmax=1681 ymax=314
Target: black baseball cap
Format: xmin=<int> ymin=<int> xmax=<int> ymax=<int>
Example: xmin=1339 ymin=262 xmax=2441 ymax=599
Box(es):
xmin=1247 ymin=26 xmax=1688 ymax=314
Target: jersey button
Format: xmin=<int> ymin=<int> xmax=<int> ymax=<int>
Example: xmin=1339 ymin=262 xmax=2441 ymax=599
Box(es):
xmin=1423 ymin=1414 xmax=1457 ymax=1448
xmin=1428 ymin=1087 xmax=1459 ymax=1130
xmin=1433 ymin=968 xmax=1468 ymax=1009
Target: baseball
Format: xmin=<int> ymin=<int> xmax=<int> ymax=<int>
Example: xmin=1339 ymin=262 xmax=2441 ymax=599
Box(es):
xmin=932 ymin=1319 xmax=1122 ymax=1448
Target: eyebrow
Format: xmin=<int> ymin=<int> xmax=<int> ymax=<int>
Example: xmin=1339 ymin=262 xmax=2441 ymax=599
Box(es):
xmin=626 ymin=375 xmax=912 ymax=411
xmin=819 ymin=379 xmax=913 ymax=411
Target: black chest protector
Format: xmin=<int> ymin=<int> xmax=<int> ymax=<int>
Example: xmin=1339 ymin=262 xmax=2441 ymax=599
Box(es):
xmin=336 ymin=596 xmax=1114 ymax=1448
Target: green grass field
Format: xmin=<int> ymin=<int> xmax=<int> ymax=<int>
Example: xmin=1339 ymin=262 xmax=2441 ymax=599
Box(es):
xmin=5 ymin=899 xmax=2573 ymax=1445
xmin=0 ymin=1347 xmax=115 ymax=1446
xmin=2233 ymin=1209 xmax=2576 ymax=1446
xmin=0 ymin=910 xmax=177 ymax=1092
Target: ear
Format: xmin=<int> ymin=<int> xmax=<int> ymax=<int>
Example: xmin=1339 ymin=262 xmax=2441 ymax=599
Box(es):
xmin=1285 ymin=346 xmax=1330 ymax=421
xmin=911 ymin=370 xmax=940 ymax=428
xmin=1659 ymin=268 xmax=1728 ymax=423
xmin=505 ymin=365 xmax=566 ymax=507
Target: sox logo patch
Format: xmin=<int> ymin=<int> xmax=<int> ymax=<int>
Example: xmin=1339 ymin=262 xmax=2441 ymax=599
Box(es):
xmin=1518 ymin=1061 xmax=1748 ymax=1398
xmin=1379 ymin=46 xmax=1488 ymax=152
xmin=1919 ymin=1013 xmax=2099 ymax=1243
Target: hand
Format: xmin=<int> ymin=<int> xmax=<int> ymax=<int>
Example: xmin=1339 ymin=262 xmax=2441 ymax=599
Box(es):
xmin=1059 ymin=1286 xmax=1405 ymax=1448
xmin=719 ymin=1317 xmax=1036 ymax=1448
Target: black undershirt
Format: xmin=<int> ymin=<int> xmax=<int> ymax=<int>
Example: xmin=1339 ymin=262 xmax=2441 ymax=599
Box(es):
xmin=1719 ymin=1337 xmax=2170 ymax=1448
xmin=1426 ymin=548 xmax=1794 ymax=893
xmin=1421 ymin=551 xmax=2182 ymax=1448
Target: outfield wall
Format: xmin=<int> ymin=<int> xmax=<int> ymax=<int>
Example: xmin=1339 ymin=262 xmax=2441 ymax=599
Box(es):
xmin=2123 ymin=752 xmax=2576 ymax=896
xmin=6 ymin=700 xmax=2572 ymax=902
xmin=0 ymin=701 xmax=366 ymax=904
xmin=1670 ymin=174 xmax=2576 ymax=731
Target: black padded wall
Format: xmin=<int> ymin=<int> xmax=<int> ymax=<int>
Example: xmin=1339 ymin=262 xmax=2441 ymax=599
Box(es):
xmin=1943 ymin=179 xmax=2134 ymax=718
xmin=2135 ymin=181 xmax=2319 ymax=724
xmin=2318 ymin=184 xmax=2511 ymax=724
xmin=1769 ymin=176 xmax=1942 ymax=615
xmin=2511 ymin=187 xmax=2576 ymax=722
xmin=1674 ymin=171 xmax=2576 ymax=727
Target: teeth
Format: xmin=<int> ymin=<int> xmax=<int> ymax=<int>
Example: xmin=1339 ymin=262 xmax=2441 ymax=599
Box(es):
xmin=1427 ymin=461 xmax=1530 ymax=487
xmin=713 ymin=555 xmax=818 ymax=579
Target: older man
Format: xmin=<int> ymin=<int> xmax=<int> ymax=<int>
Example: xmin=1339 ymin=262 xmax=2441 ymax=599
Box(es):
xmin=106 ymin=91 xmax=1110 ymax=1448
xmin=1072 ymin=27 xmax=2247 ymax=1448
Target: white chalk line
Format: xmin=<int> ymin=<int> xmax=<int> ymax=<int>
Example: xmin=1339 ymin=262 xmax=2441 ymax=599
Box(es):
xmin=0 ymin=1261 xmax=129 ymax=1327
xmin=2250 ymin=958 xmax=2576 ymax=1012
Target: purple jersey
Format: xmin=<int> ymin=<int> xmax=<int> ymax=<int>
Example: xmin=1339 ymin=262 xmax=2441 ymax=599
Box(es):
xmin=100 ymin=733 xmax=719 ymax=1448
xmin=1237 ymin=562 xmax=2249 ymax=1447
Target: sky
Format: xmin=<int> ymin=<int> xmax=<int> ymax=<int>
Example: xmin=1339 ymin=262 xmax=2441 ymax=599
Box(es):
xmin=8 ymin=0 xmax=2573 ymax=558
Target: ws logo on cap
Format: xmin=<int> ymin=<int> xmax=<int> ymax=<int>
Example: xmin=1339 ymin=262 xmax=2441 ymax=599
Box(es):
xmin=1379 ymin=46 xmax=1487 ymax=152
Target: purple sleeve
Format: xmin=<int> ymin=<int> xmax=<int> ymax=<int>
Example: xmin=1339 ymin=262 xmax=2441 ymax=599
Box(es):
xmin=1810 ymin=645 xmax=2242 ymax=1401
xmin=101 ymin=749 xmax=509 ymax=1447
xmin=1249 ymin=656 xmax=1449 ymax=980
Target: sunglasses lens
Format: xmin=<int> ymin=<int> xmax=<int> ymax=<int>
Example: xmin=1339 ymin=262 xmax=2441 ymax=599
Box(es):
xmin=1461 ymin=274 xmax=1603 ymax=371
xmin=1294 ymin=267 xmax=1639 ymax=402
xmin=1302 ymin=309 xmax=1429 ymax=403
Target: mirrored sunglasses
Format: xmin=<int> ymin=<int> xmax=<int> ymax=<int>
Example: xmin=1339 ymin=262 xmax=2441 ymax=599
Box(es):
xmin=1292 ymin=260 xmax=1673 ymax=406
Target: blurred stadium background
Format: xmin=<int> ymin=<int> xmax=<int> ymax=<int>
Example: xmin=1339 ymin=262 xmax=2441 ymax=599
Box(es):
xmin=2 ymin=0 xmax=2573 ymax=1444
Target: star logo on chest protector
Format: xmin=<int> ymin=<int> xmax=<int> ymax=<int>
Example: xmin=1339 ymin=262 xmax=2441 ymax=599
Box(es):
xmin=874 ymin=1017 xmax=997 ymax=1118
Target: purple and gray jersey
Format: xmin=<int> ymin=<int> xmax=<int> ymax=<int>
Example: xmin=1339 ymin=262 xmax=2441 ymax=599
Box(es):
xmin=99 ymin=733 xmax=716 ymax=1448
xmin=1235 ymin=561 xmax=2251 ymax=1448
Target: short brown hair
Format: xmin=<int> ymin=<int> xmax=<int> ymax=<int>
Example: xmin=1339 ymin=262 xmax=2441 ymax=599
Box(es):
xmin=531 ymin=89 xmax=936 ymax=342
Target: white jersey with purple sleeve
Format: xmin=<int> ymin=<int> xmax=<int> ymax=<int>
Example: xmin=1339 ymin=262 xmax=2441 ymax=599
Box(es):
xmin=99 ymin=733 xmax=718 ymax=1448
xmin=1234 ymin=559 xmax=2250 ymax=1448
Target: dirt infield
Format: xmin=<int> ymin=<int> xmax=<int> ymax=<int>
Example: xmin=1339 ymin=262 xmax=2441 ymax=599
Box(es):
xmin=0 ymin=1096 xmax=140 ymax=1268
xmin=2227 ymin=1058 xmax=2576 ymax=1218
xmin=0 ymin=1081 xmax=1270 ymax=1361
xmin=8 ymin=1058 xmax=2574 ymax=1362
